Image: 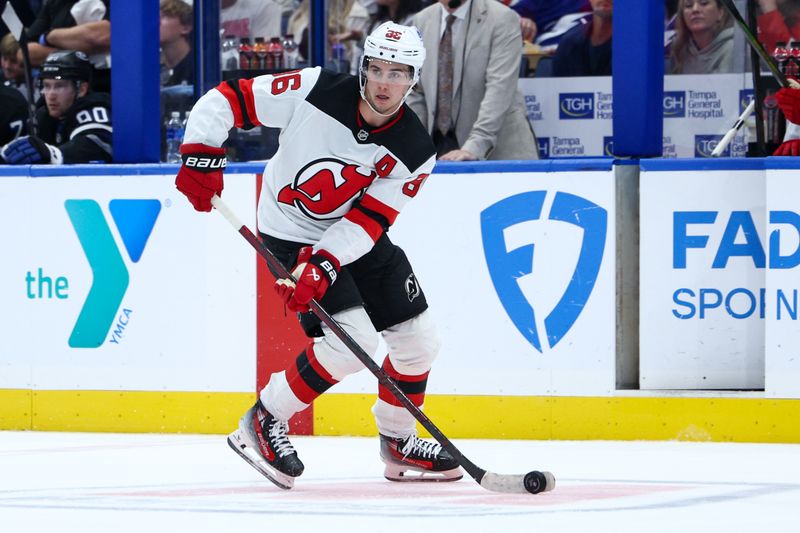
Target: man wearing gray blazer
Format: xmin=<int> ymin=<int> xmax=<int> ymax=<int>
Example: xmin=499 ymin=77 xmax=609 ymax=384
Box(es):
xmin=408 ymin=0 xmax=538 ymax=161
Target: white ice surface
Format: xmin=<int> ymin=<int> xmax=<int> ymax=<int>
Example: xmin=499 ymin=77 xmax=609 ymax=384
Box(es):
xmin=1 ymin=432 xmax=799 ymax=532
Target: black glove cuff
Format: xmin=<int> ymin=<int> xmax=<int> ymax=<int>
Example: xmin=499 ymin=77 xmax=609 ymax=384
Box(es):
xmin=309 ymin=252 xmax=340 ymax=286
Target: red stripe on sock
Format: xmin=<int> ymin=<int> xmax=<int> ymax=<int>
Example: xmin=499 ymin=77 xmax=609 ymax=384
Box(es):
xmin=379 ymin=387 xmax=425 ymax=407
xmin=285 ymin=344 xmax=338 ymax=404
xmin=382 ymin=357 xmax=429 ymax=382
xmin=306 ymin=345 xmax=338 ymax=384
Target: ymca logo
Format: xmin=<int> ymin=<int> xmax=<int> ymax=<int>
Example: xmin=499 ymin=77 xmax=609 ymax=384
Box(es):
xmin=537 ymin=137 xmax=550 ymax=158
xmin=480 ymin=191 xmax=607 ymax=352
xmin=64 ymin=199 xmax=160 ymax=348
xmin=663 ymin=91 xmax=686 ymax=118
xmin=559 ymin=93 xmax=594 ymax=119
xmin=695 ymin=134 xmax=728 ymax=157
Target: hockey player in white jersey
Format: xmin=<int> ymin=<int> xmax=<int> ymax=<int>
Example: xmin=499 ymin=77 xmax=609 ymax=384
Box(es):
xmin=175 ymin=22 xmax=463 ymax=489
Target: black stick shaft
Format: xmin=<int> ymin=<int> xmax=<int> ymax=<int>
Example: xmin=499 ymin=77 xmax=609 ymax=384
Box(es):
xmin=17 ymin=30 xmax=38 ymax=136
xmin=747 ymin=0 xmax=767 ymax=155
xmin=719 ymin=0 xmax=789 ymax=87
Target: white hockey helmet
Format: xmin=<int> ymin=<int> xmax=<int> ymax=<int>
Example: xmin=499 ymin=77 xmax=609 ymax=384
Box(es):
xmin=359 ymin=22 xmax=426 ymax=116
xmin=362 ymin=22 xmax=426 ymax=84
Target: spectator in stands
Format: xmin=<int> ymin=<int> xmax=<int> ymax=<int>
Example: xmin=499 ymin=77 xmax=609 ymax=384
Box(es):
xmin=366 ymin=0 xmax=422 ymax=31
xmin=668 ymin=0 xmax=734 ymax=74
xmin=160 ymin=0 xmax=194 ymax=86
xmin=21 ymin=0 xmax=111 ymax=91
xmin=288 ymin=0 xmax=369 ymax=70
xmin=221 ymin=0 xmax=282 ymax=43
xmin=756 ymin=0 xmax=800 ymax=54
xmin=0 ymin=84 xmax=29 ymax=145
xmin=511 ymin=0 xmax=590 ymax=43
xmin=1 ymin=32 xmax=25 ymax=86
xmin=1 ymin=33 xmax=39 ymax=102
xmin=0 ymin=50 xmax=112 ymax=164
xmin=408 ymin=0 xmax=538 ymax=160
xmin=551 ymin=0 xmax=612 ymax=77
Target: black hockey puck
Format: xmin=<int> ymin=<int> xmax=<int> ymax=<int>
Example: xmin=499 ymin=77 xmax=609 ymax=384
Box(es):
xmin=523 ymin=470 xmax=554 ymax=494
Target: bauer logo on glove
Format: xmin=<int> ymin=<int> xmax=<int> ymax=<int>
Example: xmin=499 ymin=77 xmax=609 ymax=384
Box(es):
xmin=183 ymin=154 xmax=227 ymax=171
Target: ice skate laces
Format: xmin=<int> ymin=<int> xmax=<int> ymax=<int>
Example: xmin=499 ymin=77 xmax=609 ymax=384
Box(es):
xmin=266 ymin=418 xmax=296 ymax=458
xmin=401 ymin=435 xmax=441 ymax=460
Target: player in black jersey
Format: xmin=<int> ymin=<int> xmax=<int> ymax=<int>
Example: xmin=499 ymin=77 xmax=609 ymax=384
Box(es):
xmin=0 ymin=85 xmax=28 ymax=146
xmin=175 ymin=22 xmax=463 ymax=489
xmin=0 ymin=50 xmax=112 ymax=165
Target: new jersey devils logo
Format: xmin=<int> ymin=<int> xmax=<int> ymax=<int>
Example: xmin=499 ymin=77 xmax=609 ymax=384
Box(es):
xmin=277 ymin=158 xmax=377 ymax=220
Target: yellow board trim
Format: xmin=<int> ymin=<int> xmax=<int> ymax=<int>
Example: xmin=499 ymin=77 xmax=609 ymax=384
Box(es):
xmin=314 ymin=394 xmax=800 ymax=444
xmin=1 ymin=389 xmax=254 ymax=434
xmin=0 ymin=389 xmax=32 ymax=430
xmin=3 ymin=390 xmax=800 ymax=443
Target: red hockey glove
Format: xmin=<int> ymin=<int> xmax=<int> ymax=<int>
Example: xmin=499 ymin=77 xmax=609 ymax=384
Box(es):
xmin=773 ymin=139 xmax=800 ymax=156
xmin=175 ymin=143 xmax=226 ymax=212
xmin=776 ymin=87 xmax=800 ymax=125
xmin=274 ymin=247 xmax=340 ymax=313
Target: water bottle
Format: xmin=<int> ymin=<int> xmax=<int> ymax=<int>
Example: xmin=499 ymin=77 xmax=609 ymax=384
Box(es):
xmin=221 ymin=35 xmax=239 ymax=71
xmin=165 ymin=111 xmax=183 ymax=164
xmin=268 ymin=37 xmax=284 ymax=71
xmin=331 ymin=42 xmax=346 ymax=73
xmin=283 ymin=34 xmax=299 ymax=69
xmin=790 ymin=42 xmax=800 ymax=78
xmin=239 ymin=37 xmax=253 ymax=70
xmin=773 ymin=41 xmax=789 ymax=74
xmin=253 ymin=37 xmax=268 ymax=70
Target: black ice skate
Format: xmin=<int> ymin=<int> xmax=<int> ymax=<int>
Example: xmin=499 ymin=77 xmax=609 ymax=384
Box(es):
xmin=227 ymin=401 xmax=304 ymax=489
xmin=379 ymin=434 xmax=463 ymax=482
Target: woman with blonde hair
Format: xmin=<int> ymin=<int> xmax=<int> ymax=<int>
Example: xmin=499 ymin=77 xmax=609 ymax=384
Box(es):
xmin=669 ymin=0 xmax=735 ymax=74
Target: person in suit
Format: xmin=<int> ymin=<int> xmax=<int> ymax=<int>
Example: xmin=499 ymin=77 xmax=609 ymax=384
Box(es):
xmin=408 ymin=0 xmax=538 ymax=160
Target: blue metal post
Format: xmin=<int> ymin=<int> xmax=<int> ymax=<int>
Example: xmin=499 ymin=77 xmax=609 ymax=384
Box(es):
xmin=310 ymin=0 xmax=326 ymax=68
xmin=196 ymin=0 xmax=220 ymax=100
xmin=612 ymin=0 xmax=664 ymax=157
xmin=111 ymin=2 xmax=159 ymax=163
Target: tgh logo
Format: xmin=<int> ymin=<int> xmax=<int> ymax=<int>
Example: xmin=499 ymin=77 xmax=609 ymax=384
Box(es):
xmin=64 ymin=199 xmax=161 ymax=348
xmin=558 ymin=92 xmax=594 ymax=119
xmin=480 ymin=191 xmax=607 ymax=352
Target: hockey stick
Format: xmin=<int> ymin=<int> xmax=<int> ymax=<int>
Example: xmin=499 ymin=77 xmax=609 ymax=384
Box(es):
xmin=712 ymin=99 xmax=755 ymax=156
xmin=210 ymin=194 xmax=555 ymax=495
xmin=719 ymin=0 xmax=789 ymax=88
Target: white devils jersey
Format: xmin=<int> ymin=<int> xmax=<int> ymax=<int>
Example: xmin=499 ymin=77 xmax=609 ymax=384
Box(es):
xmin=184 ymin=67 xmax=436 ymax=266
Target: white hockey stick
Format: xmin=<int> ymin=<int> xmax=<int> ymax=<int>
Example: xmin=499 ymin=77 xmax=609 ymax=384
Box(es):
xmin=210 ymin=194 xmax=556 ymax=494
xmin=712 ymin=99 xmax=756 ymax=157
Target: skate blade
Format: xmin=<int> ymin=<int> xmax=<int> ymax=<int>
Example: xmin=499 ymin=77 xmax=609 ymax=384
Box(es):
xmin=227 ymin=430 xmax=295 ymax=490
xmin=382 ymin=460 xmax=464 ymax=482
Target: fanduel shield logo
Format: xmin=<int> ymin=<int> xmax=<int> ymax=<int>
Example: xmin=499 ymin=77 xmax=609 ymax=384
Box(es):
xmin=480 ymin=191 xmax=607 ymax=352
xmin=65 ymin=199 xmax=160 ymax=348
